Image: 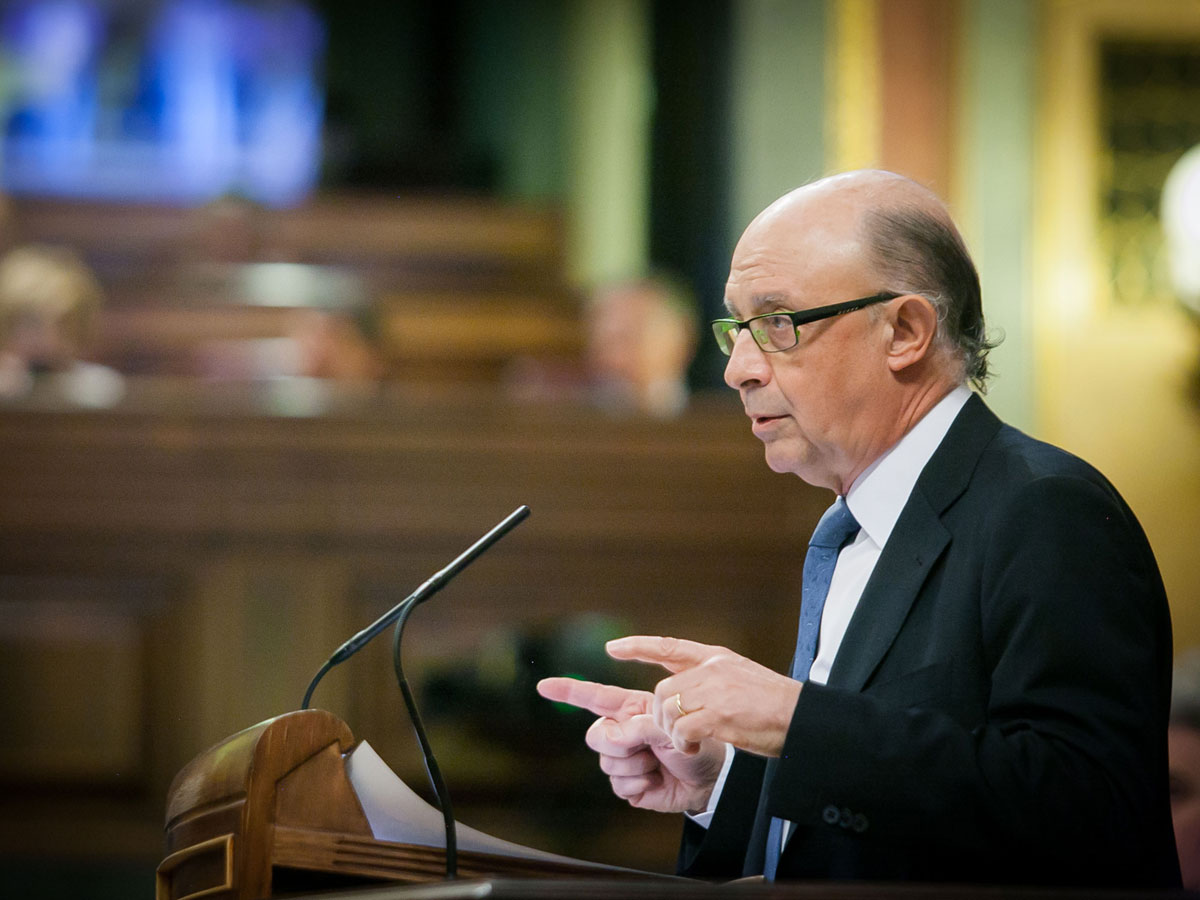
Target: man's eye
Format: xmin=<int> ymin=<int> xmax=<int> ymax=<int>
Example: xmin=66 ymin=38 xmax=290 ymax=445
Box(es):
xmin=764 ymin=315 xmax=794 ymax=331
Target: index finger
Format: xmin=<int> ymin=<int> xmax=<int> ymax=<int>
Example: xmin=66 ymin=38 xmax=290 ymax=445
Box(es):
xmin=536 ymin=676 xmax=652 ymax=719
xmin=605 ymin=635 xmax=723 ymax=673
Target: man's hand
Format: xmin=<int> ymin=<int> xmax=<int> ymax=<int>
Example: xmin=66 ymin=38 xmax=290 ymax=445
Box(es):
xmin=605 ymin=635 xmax=802 ymax=759
xmin=536 ymin=676 xmax=725 ymax=813
xmin=537 ymin=635 xmax=802 ymax=813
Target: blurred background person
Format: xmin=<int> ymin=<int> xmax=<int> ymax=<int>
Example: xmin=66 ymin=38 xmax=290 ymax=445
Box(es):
xmin=0 ymin=242 xmax=123 ymax=406
xmin=1172 ymin=650 xmax=1200 ymax=891
xmin=285 ymin=306 xmax=384 ymax=382
xmin=197 ymin=304 xmax=385 ymax=384
xmin=506 ymin=273 xmax=698 ymax=417
xmin=587 ymin=274 xmax=698 ymax=417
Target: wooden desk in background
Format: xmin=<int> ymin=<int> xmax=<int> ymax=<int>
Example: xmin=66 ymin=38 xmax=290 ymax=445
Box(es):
xmin=0 ymin=382 xmax=826 ymax=876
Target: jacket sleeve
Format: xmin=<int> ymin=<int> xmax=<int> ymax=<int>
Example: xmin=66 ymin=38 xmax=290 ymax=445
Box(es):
xmin=676 ymin=749 xmax=766 ymax=879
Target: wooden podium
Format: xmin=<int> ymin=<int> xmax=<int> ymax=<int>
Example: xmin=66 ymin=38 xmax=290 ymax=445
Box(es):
xmin=156 ymin=710 xmax=657 ymax=900
xmin=157 ymin=710 xmax=1198 ymax=900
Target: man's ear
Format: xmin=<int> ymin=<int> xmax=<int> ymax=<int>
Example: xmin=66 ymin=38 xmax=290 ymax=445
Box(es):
xmin=885 ymin=294 xmax=938 ymax=373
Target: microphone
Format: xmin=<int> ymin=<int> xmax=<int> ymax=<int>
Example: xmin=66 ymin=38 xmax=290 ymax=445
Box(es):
xmin=300 ymin=505 xmax=530 ymax=881
xmin=301 ymin=504 xmax=531 ymax=710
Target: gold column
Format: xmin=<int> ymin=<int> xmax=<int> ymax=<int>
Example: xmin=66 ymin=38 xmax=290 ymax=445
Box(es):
xmin=827 ymin=0 xmax=882 ymax=172
xmin=1035 ymin=0 xmax=1200 ymax=651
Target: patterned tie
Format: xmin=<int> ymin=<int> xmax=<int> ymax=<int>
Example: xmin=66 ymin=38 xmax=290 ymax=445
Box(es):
xmin=763 ymin=496 xmax=860 ymax=880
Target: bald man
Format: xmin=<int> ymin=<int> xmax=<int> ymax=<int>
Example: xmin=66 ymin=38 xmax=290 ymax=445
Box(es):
xmin=539 ymin=171 xmax=1180 ymax=887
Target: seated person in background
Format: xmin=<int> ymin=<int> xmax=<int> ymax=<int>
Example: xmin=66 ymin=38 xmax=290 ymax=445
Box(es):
xmin=1171 ymin=650 xmax=1200 ymax=891
xmin=197 ymin=306 xmax=385 ymax=385
xmin=506 ymin=273 xmax=698 ymax=417
xmin=587 ymin=275 xmax=698 ymax=417
xmin=286 ymin=307 xmax=385 ymax=382
xmin=0 ymin=243 xmax=124 ymax=406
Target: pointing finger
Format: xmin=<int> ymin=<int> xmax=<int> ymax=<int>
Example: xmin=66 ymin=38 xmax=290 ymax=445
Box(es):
xmin=537 ymin=676 xmax=651 ymax=719
xmin=605 ymin=635 xmax=723 ymax=673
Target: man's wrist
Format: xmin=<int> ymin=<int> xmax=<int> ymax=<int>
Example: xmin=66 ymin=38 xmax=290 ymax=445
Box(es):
xmin=684 ymin=742 xmax=735 ymax=827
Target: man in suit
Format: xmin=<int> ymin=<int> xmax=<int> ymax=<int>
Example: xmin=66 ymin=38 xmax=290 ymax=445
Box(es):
xmin=537 ymin=170 xmax=1179 ymax=887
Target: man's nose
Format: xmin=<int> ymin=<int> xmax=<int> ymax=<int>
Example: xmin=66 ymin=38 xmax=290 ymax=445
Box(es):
xmin=723 ymin=328 xmax=770 ymax=390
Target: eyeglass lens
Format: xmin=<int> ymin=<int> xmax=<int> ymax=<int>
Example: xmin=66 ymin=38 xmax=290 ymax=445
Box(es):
xmin=712 ymin=314 xmax=798 ymax=356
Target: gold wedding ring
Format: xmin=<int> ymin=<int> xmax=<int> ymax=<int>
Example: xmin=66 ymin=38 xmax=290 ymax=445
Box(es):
xmin=674 ymin=693 xmax=689 ymax=717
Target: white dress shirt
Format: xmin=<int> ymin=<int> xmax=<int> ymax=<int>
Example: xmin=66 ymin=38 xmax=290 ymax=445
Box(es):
xmin=691 ymin=385 xmax=972 ymax=828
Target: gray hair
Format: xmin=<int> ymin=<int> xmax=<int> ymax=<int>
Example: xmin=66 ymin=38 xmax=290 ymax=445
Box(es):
xmin=863 ymin=205 xmax=1000 ymax=391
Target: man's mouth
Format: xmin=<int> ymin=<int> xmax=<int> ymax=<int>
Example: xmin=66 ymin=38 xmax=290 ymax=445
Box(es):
xmin=750 ymin=414 xmax=787 ymax=435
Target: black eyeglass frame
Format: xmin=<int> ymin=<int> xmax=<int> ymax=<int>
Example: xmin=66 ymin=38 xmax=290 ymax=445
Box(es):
xmin=710 ymin=292 xmax=902 ymax=356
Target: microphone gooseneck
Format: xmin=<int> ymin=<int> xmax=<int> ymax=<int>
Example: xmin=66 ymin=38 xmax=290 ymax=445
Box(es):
xmin=298 ymin=505 xmax=531 ymax=881
xmin=300 ymin=504 xmax=531 ymax=710
xmin=392 ymin=601 xmax=456 ymax=877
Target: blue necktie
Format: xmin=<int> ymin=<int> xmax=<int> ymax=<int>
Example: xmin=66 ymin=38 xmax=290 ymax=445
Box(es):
xmin=763 ymin=496 xmax=860 ymax=880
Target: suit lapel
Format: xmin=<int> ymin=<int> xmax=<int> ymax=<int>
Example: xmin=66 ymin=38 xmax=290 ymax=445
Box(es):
xmin=827 ymin=493 xmax=948 ymax=691
xmin=826 ymin=395 xmax=1002 ymax=692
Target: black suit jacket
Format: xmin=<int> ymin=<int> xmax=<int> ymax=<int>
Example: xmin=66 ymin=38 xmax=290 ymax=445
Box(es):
xmin=679 ymin=395 xmax=1180 ymax=888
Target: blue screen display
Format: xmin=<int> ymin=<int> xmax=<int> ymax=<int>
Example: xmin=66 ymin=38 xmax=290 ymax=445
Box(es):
xmin=0 ymin=0 xmax=325 ymax=207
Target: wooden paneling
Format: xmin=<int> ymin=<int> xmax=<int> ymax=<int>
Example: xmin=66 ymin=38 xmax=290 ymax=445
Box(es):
xmin=0 ymin=583 xmax=149 ymax=782
xmin=0 ymin=383 xmax=828 ymax=872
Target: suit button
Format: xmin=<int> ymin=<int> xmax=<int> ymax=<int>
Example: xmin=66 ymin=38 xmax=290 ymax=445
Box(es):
xmin=838 ymin=808 xmax=853 ymax=829
xmin=851 ymin=813 xmax=869 ymax=833
xmin=822 ymin=804 xmax=840 ymax=825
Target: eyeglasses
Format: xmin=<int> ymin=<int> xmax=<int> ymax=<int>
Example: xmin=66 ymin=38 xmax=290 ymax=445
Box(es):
xmin=710 ymin=292 xmax=900 ymax=356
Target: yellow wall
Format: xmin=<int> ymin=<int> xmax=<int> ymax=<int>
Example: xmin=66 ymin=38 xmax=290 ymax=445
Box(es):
xmin=1035 ymin=0 xmax=1200 ymax=651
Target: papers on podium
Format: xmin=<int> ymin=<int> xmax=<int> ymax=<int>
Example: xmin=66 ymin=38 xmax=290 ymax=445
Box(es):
xmin=345 ymin=740 xmax=642 ymax=874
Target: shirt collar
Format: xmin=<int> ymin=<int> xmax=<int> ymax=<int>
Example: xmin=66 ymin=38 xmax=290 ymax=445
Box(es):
xmin=845 ymin=385 xmax=972 ymax=549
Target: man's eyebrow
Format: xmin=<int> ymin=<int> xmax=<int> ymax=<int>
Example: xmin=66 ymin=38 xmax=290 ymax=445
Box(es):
xmin=723 ymin=293 xmax=790 ymax=318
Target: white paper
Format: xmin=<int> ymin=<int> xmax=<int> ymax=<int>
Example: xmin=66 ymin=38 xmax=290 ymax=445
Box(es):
xmin=345 ymin=740 xmax=629 ymax=871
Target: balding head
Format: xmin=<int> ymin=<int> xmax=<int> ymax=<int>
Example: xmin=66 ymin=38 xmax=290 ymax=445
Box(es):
xmin=740 ymin=170 xmax=992 ymax=388
xmin=743 ymin=170 xmax=948 ymax=248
